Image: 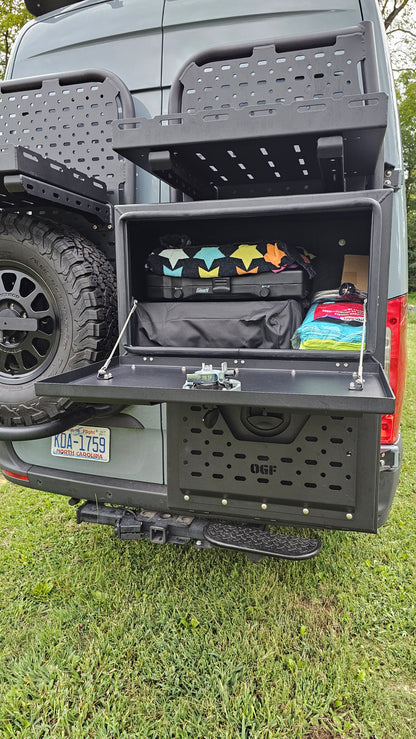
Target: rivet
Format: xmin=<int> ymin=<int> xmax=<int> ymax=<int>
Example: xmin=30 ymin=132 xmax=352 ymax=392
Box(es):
xmin=346 ymin=513 xmax=353 ymax=520
xmin=261 ymin=503 xmax=268 ymax=510
xmin=184 ymin=494 xmax=190 ymax=502
xmin=221 ymin=498 xmax=228 ymax=506
xmin=338 ymin=239 xmax=346 ymax=247
xmin=302 ymin=508 xmax=309 ymax=515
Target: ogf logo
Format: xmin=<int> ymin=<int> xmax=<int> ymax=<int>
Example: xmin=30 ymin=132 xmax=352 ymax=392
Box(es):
xmin=250 ymin=463 xmax=277 ymax=476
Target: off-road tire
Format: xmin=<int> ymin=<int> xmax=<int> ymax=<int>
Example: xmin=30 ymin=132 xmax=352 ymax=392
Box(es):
xmin=0 ymin=214 xmax=117 ymax=426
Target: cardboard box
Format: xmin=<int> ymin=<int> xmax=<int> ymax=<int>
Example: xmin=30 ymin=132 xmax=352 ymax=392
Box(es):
xmin=341 ymin=255 xmax=369 ymax=292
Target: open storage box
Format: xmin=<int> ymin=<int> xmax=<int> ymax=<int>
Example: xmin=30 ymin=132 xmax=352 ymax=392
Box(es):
xmin=37 ymin=189 xmax=395 ymax=532
xmin=38 ymin=188 xmax=394 ymax=402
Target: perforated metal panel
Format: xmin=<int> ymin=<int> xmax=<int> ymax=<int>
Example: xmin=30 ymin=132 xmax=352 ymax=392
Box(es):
xmin=166 ymin=402 xmax=382 ymax=531
xmin=0 ymin=70 xmax=135 ymax=204
xmin=175 ymin=404 xmax=357 ymax=502
xmin=175 ymin=25 xmax=374 ymax=114
xmin=114 ymin=22 xmax=386 ymax=199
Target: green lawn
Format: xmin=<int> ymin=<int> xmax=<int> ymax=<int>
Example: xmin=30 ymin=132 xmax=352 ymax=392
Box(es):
xmin=0 ymin=332 xmax=415 ymax=738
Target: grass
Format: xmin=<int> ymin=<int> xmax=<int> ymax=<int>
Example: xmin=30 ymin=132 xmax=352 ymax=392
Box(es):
xmin=0 ymin=334 xmax=415 ymax=737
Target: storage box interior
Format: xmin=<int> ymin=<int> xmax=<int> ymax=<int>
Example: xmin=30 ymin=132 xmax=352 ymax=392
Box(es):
xmin=125 ymin=204 xmax=373 ymax=351
xmin=128 ymin=208 xmax=371 ymax=300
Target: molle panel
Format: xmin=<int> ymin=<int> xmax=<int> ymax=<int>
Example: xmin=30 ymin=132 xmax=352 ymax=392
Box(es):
xmin=166 ymin=402 xmax=380 ymax=532
xmin=0 ymin=71 xmax=135 ymax=204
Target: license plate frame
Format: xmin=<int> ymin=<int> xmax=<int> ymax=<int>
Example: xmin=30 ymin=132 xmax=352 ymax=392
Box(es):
xmin=51 ymin=425 xmax=110 ymax=463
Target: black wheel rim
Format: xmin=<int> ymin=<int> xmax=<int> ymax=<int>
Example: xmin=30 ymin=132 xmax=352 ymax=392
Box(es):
xmin=0 ymin=263 xmax=60 ymax=384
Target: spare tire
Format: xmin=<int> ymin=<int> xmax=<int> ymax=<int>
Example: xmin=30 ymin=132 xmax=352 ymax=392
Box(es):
xmin=0 ymin=214 xmax=117 ymax=426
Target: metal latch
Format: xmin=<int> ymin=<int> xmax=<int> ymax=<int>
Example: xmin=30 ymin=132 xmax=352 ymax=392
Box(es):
xmin=183 ymin=362 xmax=241 ymax=391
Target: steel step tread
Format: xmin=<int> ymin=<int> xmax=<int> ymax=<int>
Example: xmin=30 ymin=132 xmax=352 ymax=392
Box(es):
xmin=204 ymin=522 xmax=321 ymax=560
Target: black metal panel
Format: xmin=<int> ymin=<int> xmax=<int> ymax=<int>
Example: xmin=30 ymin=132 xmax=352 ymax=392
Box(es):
xmin=0 ymin=69 xmax=135 ymax=205
xmin=166 ymin=402 xmax=381 ymax=532
xmin=36 ymin=354 xmax=394 ymax=414
xmin=113 ymin=23 xmax=387 ymax=198
xmin=115 ymin=96 xmax=387 ymax=199
xmin=169 ymin=23 xmax=382 ymax=112
xmin=0 ymin=147 xmax=112 ymax=221
xmin=0 ymin=146 xmax=107 ymax=201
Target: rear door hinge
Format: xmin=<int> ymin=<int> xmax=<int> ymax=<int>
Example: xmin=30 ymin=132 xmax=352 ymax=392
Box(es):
xmin=384 ymin=164 xmax=403 ymax=190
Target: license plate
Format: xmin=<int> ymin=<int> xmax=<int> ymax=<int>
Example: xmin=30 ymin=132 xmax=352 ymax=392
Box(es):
xmin=51 ymin=425 xmax=110 ymax=463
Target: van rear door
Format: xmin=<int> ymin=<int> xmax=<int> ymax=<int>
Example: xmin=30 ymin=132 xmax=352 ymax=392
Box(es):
xmin=9 ymin=0 xmax=164 ymax=93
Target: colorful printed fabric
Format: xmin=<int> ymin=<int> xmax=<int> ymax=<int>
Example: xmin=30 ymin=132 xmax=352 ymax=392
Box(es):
xmin=146 ymin=234 xmax=316 ymax=279
xmin=291 ymin=301 xmax=365 ymax=350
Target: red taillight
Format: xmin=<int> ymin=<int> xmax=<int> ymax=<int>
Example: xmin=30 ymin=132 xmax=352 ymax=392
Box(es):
xmin=381 ymin=295 xmax=407 ymax=445
xmin=2 ymin=470 xmax=29 ymax=482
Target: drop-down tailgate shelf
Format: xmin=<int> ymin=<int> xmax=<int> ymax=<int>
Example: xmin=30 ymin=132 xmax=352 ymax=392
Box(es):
xmin=37 ymin=354 xmax=394 ymax=414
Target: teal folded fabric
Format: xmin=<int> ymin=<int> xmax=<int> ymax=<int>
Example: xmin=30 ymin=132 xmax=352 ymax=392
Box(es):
xmin=292 ymin=301 xmax=365 ymax=350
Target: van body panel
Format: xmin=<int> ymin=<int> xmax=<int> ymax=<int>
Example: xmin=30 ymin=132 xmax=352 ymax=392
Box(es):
xmin=8 ymin=0 xmax=164 ymax=91
xmin=12 ymin=406 xmax=164 ymax=484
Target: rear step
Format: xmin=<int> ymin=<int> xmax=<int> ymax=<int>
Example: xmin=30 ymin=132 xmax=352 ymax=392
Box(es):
xmin=75 ymin=501 xmax=321 ymax=561
xmin=204 ymin=523 xmax=321 ymax=561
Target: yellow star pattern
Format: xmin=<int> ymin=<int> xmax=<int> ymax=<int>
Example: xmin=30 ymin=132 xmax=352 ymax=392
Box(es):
xmin=230 ymin=243 xmax=263 ymax=270
xmin=198 ymin=266 xmax=220 ymax=278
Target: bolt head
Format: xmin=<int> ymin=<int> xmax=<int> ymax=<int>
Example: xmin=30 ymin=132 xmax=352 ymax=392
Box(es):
xmin=221 ymin=498 xmax=228 ymax=506
xmin=261 ymin=503 xmax=268 ymax=510
xmin=346 ymin=513 xmax=353 ymax=520
xmin=184 ymin=494 xmax=190 ymax=502
xmin=302 ymin=508 xmax=309 ymax=515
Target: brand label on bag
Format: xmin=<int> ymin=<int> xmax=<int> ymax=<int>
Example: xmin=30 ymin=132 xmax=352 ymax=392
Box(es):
xmin=313 ymin=303 xmax=364 ymax=325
